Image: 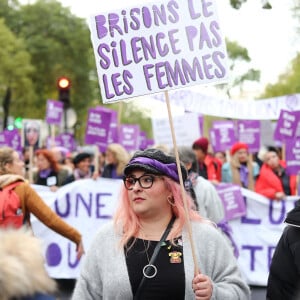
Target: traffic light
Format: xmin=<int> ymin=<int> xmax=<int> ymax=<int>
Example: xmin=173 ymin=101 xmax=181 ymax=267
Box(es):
xmin=57 ymin=77 xmax=71 ymax=108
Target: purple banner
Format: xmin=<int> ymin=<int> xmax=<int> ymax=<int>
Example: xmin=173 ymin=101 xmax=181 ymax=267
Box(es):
xmin=210 ymin=120 xmax=235 ymax=152
xmin=237 ymin=120 xmax=260 ymax=153
xmin=118 ymin=124 xmax=140 ymax=152
xmin=85 ymin=108 xmax=112 ymax=152
xmin=46 ymin=99 xmax=63 ymax=125
xmin=216 ymin=183 xmax=246 ymax=221
xmin=274 ymin=110 xmax=299 ymax=141
xmin=285 ymin=138 xmax=300 ymax=175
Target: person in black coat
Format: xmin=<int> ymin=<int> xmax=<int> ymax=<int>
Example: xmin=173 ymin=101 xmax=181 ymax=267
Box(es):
xmin=267 ymin=200 xmax=300 ymax=300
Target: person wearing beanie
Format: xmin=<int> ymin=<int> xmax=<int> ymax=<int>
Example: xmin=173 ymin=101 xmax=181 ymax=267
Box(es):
xmin=255 ymin=148 xmax=296 ymax=200
xmin=267 ymin=200 xmax=300 ymax=299
xmin=192 ymin=137 xmax=222 ymax=183
xmin=221 ymin=142 xmax=260 ymax=191
xmin=73 ymin=148 xmax=250 ymax=300
xmin=63 ymin=152 xmax=96 ymax=185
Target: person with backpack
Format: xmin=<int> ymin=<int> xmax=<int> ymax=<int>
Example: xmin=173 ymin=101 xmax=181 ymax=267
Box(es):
xmin=0 ymin=147 xmax=84 ymax=260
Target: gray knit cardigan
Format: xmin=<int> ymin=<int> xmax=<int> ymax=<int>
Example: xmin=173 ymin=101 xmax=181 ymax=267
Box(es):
xmin=72 ymin=221 xmax=250 ymax=300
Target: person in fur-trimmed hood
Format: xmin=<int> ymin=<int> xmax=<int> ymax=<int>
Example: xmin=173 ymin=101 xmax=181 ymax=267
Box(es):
xmin=0 ymin=228 xmax=56 ymax=300
xmin=267 ymin=200 xmax=300 ymax=300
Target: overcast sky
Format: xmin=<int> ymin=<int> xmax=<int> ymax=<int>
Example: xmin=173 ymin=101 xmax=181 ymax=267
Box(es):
xmin=59 ymin=0 xmax=298 ymax=91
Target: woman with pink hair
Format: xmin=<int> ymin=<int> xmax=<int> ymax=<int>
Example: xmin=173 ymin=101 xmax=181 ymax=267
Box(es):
xmin=73 ymin=149 xmax=250 ymax=300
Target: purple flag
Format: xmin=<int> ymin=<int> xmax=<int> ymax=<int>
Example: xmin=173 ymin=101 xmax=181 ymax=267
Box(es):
xmin=46 ymin=100 xmax=64 ymax=125
xmin=118 ymin=124 xmax=140 ymax=152
xmin=216 ymin=183 xmax=246 ymax=221
xmin=237 ymin=120 xmax=260 ymax=153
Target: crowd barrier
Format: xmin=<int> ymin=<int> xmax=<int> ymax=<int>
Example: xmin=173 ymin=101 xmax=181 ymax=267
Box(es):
xmin=31 ymin=178 xmax=299 ymax=286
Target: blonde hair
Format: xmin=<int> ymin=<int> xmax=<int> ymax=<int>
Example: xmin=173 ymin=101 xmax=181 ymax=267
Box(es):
xmin=0 ymin=147 xmax=15 ymax=175
xmin=106 ymin=143 xmax=130 ymax=176
xmin=113 ymin=177 xmax=202 ymax=248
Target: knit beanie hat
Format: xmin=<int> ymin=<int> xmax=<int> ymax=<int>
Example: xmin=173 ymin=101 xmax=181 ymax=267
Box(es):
xmin=124 ymin=148 xmax=187 ymax=183
xmin=73 ymin=152 xmax=91 ymax=166
xmin=192 ymin=137 xmax=209 ymax=153
xmin=230 ymin=142 xmax=249 ymax=156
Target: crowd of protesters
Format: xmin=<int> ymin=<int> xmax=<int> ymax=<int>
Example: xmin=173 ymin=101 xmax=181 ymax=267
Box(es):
xmin=19 ymin=135 xmax=298 ymax=201
xmin=1 ymin=135 xmax=299 ymax=299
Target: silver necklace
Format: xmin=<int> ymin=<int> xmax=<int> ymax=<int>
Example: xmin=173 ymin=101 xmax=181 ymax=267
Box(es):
xmin=142 ymin=239 xmax=157 ymax=279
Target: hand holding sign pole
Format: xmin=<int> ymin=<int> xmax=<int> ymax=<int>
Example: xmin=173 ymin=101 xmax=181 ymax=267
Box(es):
xmin=90 ymin=0 xmax=229 ymax=279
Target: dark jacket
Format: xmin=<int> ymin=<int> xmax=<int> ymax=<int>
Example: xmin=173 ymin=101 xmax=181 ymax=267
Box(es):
xmin=267 ymin=201 xmax=300 ymax=300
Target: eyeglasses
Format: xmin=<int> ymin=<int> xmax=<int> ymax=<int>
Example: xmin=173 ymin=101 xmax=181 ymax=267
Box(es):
xmin=123 ymin=174 xmax=160 ymax=190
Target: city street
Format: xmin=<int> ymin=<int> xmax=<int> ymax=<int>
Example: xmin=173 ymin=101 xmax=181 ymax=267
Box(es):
xmin=56 ymin=279 xmax=267 ymax=299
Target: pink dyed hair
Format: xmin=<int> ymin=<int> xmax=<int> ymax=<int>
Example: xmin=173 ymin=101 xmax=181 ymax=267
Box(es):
xmin=113 ymin=176 xmax=202 ymax=248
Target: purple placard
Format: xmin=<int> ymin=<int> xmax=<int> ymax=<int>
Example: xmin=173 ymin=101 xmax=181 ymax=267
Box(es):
xmin=96 ymin=106 xmax=118 ymax=144
xmin=210 ymin=120 xmax=235 ymax=152
xmin=237 ymin=120 xmax=260 ymax=153
xmin=294 ymin=111 xmax=300 ymax=138
xmin=139 ymin=131 xmax=147 ymax=150
xmin=146 ymin=138 xmax=155 ymax=149
xmin=4 ymin=129 xmax=22 ymax=152
xmin=0 ymin=132 xmax=8 ymax=147
xmin=55 ymin=133 xmax=76 ymax=152
xmin=273 ymin=110 xmax=298 ymax=141
xmin=46 ymin=99 xmax=63 ymax=125
xmin=198 ymin=115 xmax=204 ymax=137
xmin=85 ymin=108 xmax=112 ymax=152
xmin=118 ymin=124 xmax=140 ymax=152
xmin=216 ymin=183 xmax=246 ymax=221
xmin=285 ymin=138 xmax=300 ymax=175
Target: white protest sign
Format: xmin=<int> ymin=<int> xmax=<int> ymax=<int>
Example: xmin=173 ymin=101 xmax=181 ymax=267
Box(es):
xmin=151 ymin=112 xmax=202 ymax=148
xmin=89 ymin=0 xmax=228 ymax=103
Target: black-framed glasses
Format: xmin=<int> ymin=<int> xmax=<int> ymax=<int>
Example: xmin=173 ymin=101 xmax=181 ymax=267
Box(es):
xmin=123 ymin=174 xmax=159 ymax=190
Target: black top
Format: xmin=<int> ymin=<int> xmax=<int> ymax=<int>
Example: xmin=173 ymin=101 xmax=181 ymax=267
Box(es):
xmin=125 ymin=237 xmax=185 ymax=299
xmin=35 ymin=170 xmax=58 ymax=187
xmin=273 ymin=167 xmax=291 ymax=195
xmin=198 ymin=162 xmax=208 ymax=179
xmin=267 ymin=226 xmax=300 ymax=300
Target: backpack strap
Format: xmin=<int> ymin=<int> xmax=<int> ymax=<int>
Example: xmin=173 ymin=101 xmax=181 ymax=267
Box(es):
xmin=3 ymin=181 xmax=27 ymax=224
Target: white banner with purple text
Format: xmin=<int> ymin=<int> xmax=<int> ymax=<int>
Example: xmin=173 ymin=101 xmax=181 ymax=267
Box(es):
xmin=31 ymin=179 xmax=299 ymax=285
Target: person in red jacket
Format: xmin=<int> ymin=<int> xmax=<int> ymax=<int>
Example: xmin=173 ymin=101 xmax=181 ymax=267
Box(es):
xmin=192 ymin=137 xmax=221 ymax=184
xmin=255 ymin=149 xmax=296 ymax=200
